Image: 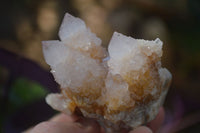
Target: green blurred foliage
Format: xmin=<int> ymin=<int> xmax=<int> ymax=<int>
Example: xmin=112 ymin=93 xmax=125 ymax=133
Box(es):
xmin=0 ymin=75 xmax=47 ymax=127
xmin=8 ymin=78 xmax=47 ymax=111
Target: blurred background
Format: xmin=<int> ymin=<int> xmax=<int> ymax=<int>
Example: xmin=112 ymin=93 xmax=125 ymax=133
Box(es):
xmin=0 ymin=0 xmax=200 ymax=132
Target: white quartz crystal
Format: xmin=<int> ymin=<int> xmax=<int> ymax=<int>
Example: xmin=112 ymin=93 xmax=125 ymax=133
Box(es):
xmin=108 ymin=32 xmax=162 ymax=76
xmin=42 ymin=13 xmax=106 ymax=91
xmin=42 ymin=13 xmax=172 ymax=133
xmin=59 ymin=13 xmax=101 ymax=51
xmin=42 ymin=40 xmax=69 ymax=67
xmin=104 ymin=73 xmax=133 ymax=111
xmin=58 ymin=13 xmax=86 ymax=42
xmin=46 ymin=93 xmax=74 ymax=114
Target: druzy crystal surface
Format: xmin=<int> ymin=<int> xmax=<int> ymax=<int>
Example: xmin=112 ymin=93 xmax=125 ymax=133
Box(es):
xmin=42 ymin=13 xmax=172 ymax=132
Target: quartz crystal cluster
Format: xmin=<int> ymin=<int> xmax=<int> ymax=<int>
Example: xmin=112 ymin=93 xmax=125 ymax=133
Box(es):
xmin=42 ymin=13 xmax=172 ymax=132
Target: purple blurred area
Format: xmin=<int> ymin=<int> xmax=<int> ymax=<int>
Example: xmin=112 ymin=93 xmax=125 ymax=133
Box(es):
xmin=0 ymin=0 xmax=200 ymax=132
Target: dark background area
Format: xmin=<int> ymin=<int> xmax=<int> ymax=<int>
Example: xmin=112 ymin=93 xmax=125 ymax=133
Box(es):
xmin=0 ymin=0 xmax=200 ymax=133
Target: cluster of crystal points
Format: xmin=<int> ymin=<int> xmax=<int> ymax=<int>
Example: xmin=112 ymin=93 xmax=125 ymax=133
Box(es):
xmin=42 ymin=13 xmax=172 ymax=132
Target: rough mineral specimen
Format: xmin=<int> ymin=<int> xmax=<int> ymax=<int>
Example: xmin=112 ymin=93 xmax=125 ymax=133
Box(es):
xmin=42 ymin=13 xmax=172 ymax=132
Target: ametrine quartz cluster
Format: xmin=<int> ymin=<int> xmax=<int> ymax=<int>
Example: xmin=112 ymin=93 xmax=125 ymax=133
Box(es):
xmin=42 ymin=13 xmax=172 ymax=132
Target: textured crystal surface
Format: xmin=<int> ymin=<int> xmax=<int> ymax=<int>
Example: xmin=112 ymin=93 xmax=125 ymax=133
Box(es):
xmin=42 ymin=13 xmax=172 ymax=132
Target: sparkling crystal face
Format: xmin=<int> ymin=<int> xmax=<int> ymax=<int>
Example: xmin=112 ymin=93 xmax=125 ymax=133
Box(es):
xmin=43 ymin=13 xmax=172 ymax=132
